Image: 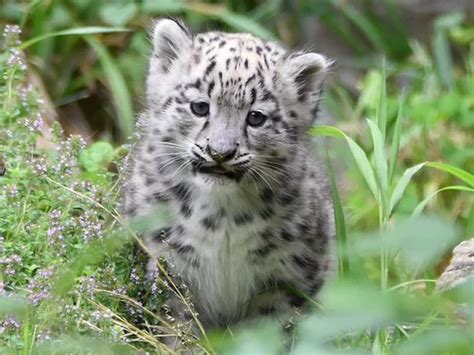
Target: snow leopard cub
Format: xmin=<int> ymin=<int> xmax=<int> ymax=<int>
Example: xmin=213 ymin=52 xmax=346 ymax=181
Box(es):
xmin=124 ymin=19 xmax=335 ymax=329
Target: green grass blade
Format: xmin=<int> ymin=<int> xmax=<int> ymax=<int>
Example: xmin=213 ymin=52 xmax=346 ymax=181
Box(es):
xmin=432 ymin=12 xmax=464 ymax=89
xmin=388 ymin=93 xmax=404 ymax=186
xmin=376 ymin=58 xmax=387 ymax=140
xmin=311 ymin=125 xmax=380 ymax=204
xmin=185 ymin=3 xmax=275 ymax=40
xmin=389 ymin=163 xmax=425 ymax=215
xmin=327 ymin=153 xmax=349 ymax=277
xmin=85 ymin=36 xmax=134 ymax=141
xmin=332 ymin=0 xmax=386 ymax=52
xmin=366 ymin=119 xmax=388 ymax=206
xmin=19 ymin=27 xmax=130 ymax=50
xmin=413 ymin=186 xmax=474 ymax=216
xmin=426 ymin=162 xmax=474 ymax=187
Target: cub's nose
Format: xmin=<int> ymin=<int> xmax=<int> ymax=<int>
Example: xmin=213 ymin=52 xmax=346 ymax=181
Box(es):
xmin=206 ymin=144 xmax=237 ymax=163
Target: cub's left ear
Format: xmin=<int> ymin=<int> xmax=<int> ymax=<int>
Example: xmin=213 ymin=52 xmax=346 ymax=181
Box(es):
xmin=281 ymin=52 xmax=332 ymax=101
xmin=151 ymin=18 xmax=192 ymax=73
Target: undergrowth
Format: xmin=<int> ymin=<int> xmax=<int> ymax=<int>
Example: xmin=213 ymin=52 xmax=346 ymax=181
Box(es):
xmin=1 ymin=8 xmax=473 ymax=355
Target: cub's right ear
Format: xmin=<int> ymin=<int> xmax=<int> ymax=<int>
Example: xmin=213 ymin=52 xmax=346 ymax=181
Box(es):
xmin=152 ymin=19 xmax=192 ymax=72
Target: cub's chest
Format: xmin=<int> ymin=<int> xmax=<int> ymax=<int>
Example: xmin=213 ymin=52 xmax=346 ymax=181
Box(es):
xmin=169 ymin=199 xmax=272 ymax=323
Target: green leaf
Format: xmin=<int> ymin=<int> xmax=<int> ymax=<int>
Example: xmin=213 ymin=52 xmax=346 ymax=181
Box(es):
xmin=333 ymin=1 xmax=386 ymax=53
xmin=327 ymin=154 xmax=349 ymax=276
xmin=388 ymin=93 xmax=404 ymax=186
xmin=376 ymin=58 xmax=387 ymax=140
xmin=85 ymin=36 xmax=134 ymax=141
xmin=311 ymin=125 xmax=380 ymax=203
xmin=366 ymin=119 xmax=388 ymax=205
xmin=389 ymin=163 xmax=425 ymax=215
xmin=19 ymin=27 xmax=130 ymax=49
xmin=79 ymin=141 xmax=114 ymax=172
xmin=184 ymin=3 xmax=275 ymax=41
xmin=413 ymin=186 xmax=474 ymax=216
xmin=425 ymin=162 xmax=474 ymax=187
xmin=215 ymin=10 xmax=275 ymax=40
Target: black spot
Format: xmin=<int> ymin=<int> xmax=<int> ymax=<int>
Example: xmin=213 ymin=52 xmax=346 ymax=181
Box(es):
xmin=152 ymin=192 xmax=166 ymax=202
xmin=259 ymin=206 xmax=274 ymax=220
xmin=289 ymin=111 xmax=298 ymax=118
xmin=297 ymin=222 xmax=310 ymax=235
xmin=292 ymin=254 xmax=320 ymax=279
xmin=288 ymin=293 xmax=306 ymax=308
xmin=201 ymin=216 xmax=218 ymax=231
xmin=173 ymin=225 xmax=185 ymax=237
xmin=261 ymin=89 xmax=276 ymax=102
xmin=192 ymin=79 xmax=201 ymax=89
xmin=259 ymin=305 xmax=277 ymax=315
xmin=162 ymin=97 xmax=173 ymax=111
xmin=219 ymin=40 xmax=226 ymax=48
xmin=145 ymin=177 xmax=156 ymax=186
xmin=253 ymin=241 xmax=277 ymax=257
xmin=176 ymin=107 xmax=187 ymax=114
xmin=171 ymin=183 xmax=191 ymax=202
xmin=162 ymin=135 xmax=175 ymax=143
xmin=170 ymin=242 xmax=194 ymax=256
xmin=256 ymin=46 xmax=263 ymax=55
xmin=180 ymin=204 xmax=192 ymax=218
xmin=244 ymin=74 xmax=256 ymax=87
xmin=272 ymin=114 xmax=282 ymax=123
xmin=244 ymin=59 xmax=249 ymax=69
xmin=261 ymin=228 xmax=273 ymax=241
xmin=204 ymin=61 xmax=216 ymax=77
xmin=146 ymin=144 xmax=156 ymax=153
xmin=207 ymin=81 xmax=215 ymax=97
xmin=260 ymin=188 xmax=274 ymax=202
xmin=250 ymin=88 xmax=257 ymax=105
xmin=234 ymin=212 xmax=253 ymax=225
xmin=280 ymin=229 xmax=295 ymax=242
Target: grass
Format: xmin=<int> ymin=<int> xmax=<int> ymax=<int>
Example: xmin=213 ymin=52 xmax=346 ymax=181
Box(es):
xmin=1 ymin=1 xmax=474 ymax=354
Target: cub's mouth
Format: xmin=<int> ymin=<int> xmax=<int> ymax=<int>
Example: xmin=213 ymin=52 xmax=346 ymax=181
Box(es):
xmin=192 ymin=164 xmax=242 ymax=180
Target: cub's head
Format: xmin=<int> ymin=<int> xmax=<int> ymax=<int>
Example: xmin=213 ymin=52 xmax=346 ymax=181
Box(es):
xmin=145 ymin=19 xmax=330 ymax=187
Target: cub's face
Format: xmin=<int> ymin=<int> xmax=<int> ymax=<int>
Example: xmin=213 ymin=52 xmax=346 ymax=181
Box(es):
xmin=145 ymin=20 xmax=330 ymax=187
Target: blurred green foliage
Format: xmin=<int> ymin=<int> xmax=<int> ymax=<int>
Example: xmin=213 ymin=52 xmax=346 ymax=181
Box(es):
xmin=0 ymin=1 xmax=473 ymax=354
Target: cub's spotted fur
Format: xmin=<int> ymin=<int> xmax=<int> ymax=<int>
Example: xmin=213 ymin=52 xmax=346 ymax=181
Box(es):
xmin=124 ymin=19 xmax=335 ymax=329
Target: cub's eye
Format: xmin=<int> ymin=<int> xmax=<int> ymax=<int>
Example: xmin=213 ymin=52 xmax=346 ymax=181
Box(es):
xmin=190 ymin=102 xmax=209 ymax=117
xmin=246 ymin=111 xmax=267 ymax=127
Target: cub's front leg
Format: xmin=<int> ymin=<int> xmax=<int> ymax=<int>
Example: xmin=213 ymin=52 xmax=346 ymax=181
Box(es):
xmin=144 ymin=228 xmax=203 ymax=342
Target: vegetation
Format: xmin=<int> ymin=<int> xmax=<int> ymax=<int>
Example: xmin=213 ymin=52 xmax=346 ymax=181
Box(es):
xmin=1 ymin=1 xmax=473 ymax=354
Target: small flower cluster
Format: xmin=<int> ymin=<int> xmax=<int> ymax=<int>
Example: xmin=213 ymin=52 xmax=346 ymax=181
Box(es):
xmin=78 ymin=209 xmax=105 ymax=243
xmin=26 ymin=268 xmax=55 ymax=305
xmin=0 ymin=316 xmax=20 ymax=334
xmin=0 ymin=254 xmax=22 ymax=276
xmin=23 ymin=113 xmax=44 ymax=132
xmin=47 ymin=210 xmax=66 ymax=254
xmin=6 ymin=47 xmax=27 ymax=72
xmin=79 ymin=275 xmax=96 ymax=298
xmin=2 ymin=24 xmax=21 ymax=48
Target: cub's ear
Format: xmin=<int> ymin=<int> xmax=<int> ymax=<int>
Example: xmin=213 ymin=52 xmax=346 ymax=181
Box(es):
xmin=281 ymin=52 xmax=332 ymax=102
xmin=152 ymin=18 xmax=192 ymax=72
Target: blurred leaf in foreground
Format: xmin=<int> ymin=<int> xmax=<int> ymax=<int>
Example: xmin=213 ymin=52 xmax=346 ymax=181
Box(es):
xmin=355 ymin=215 xmax=461 ymax=272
